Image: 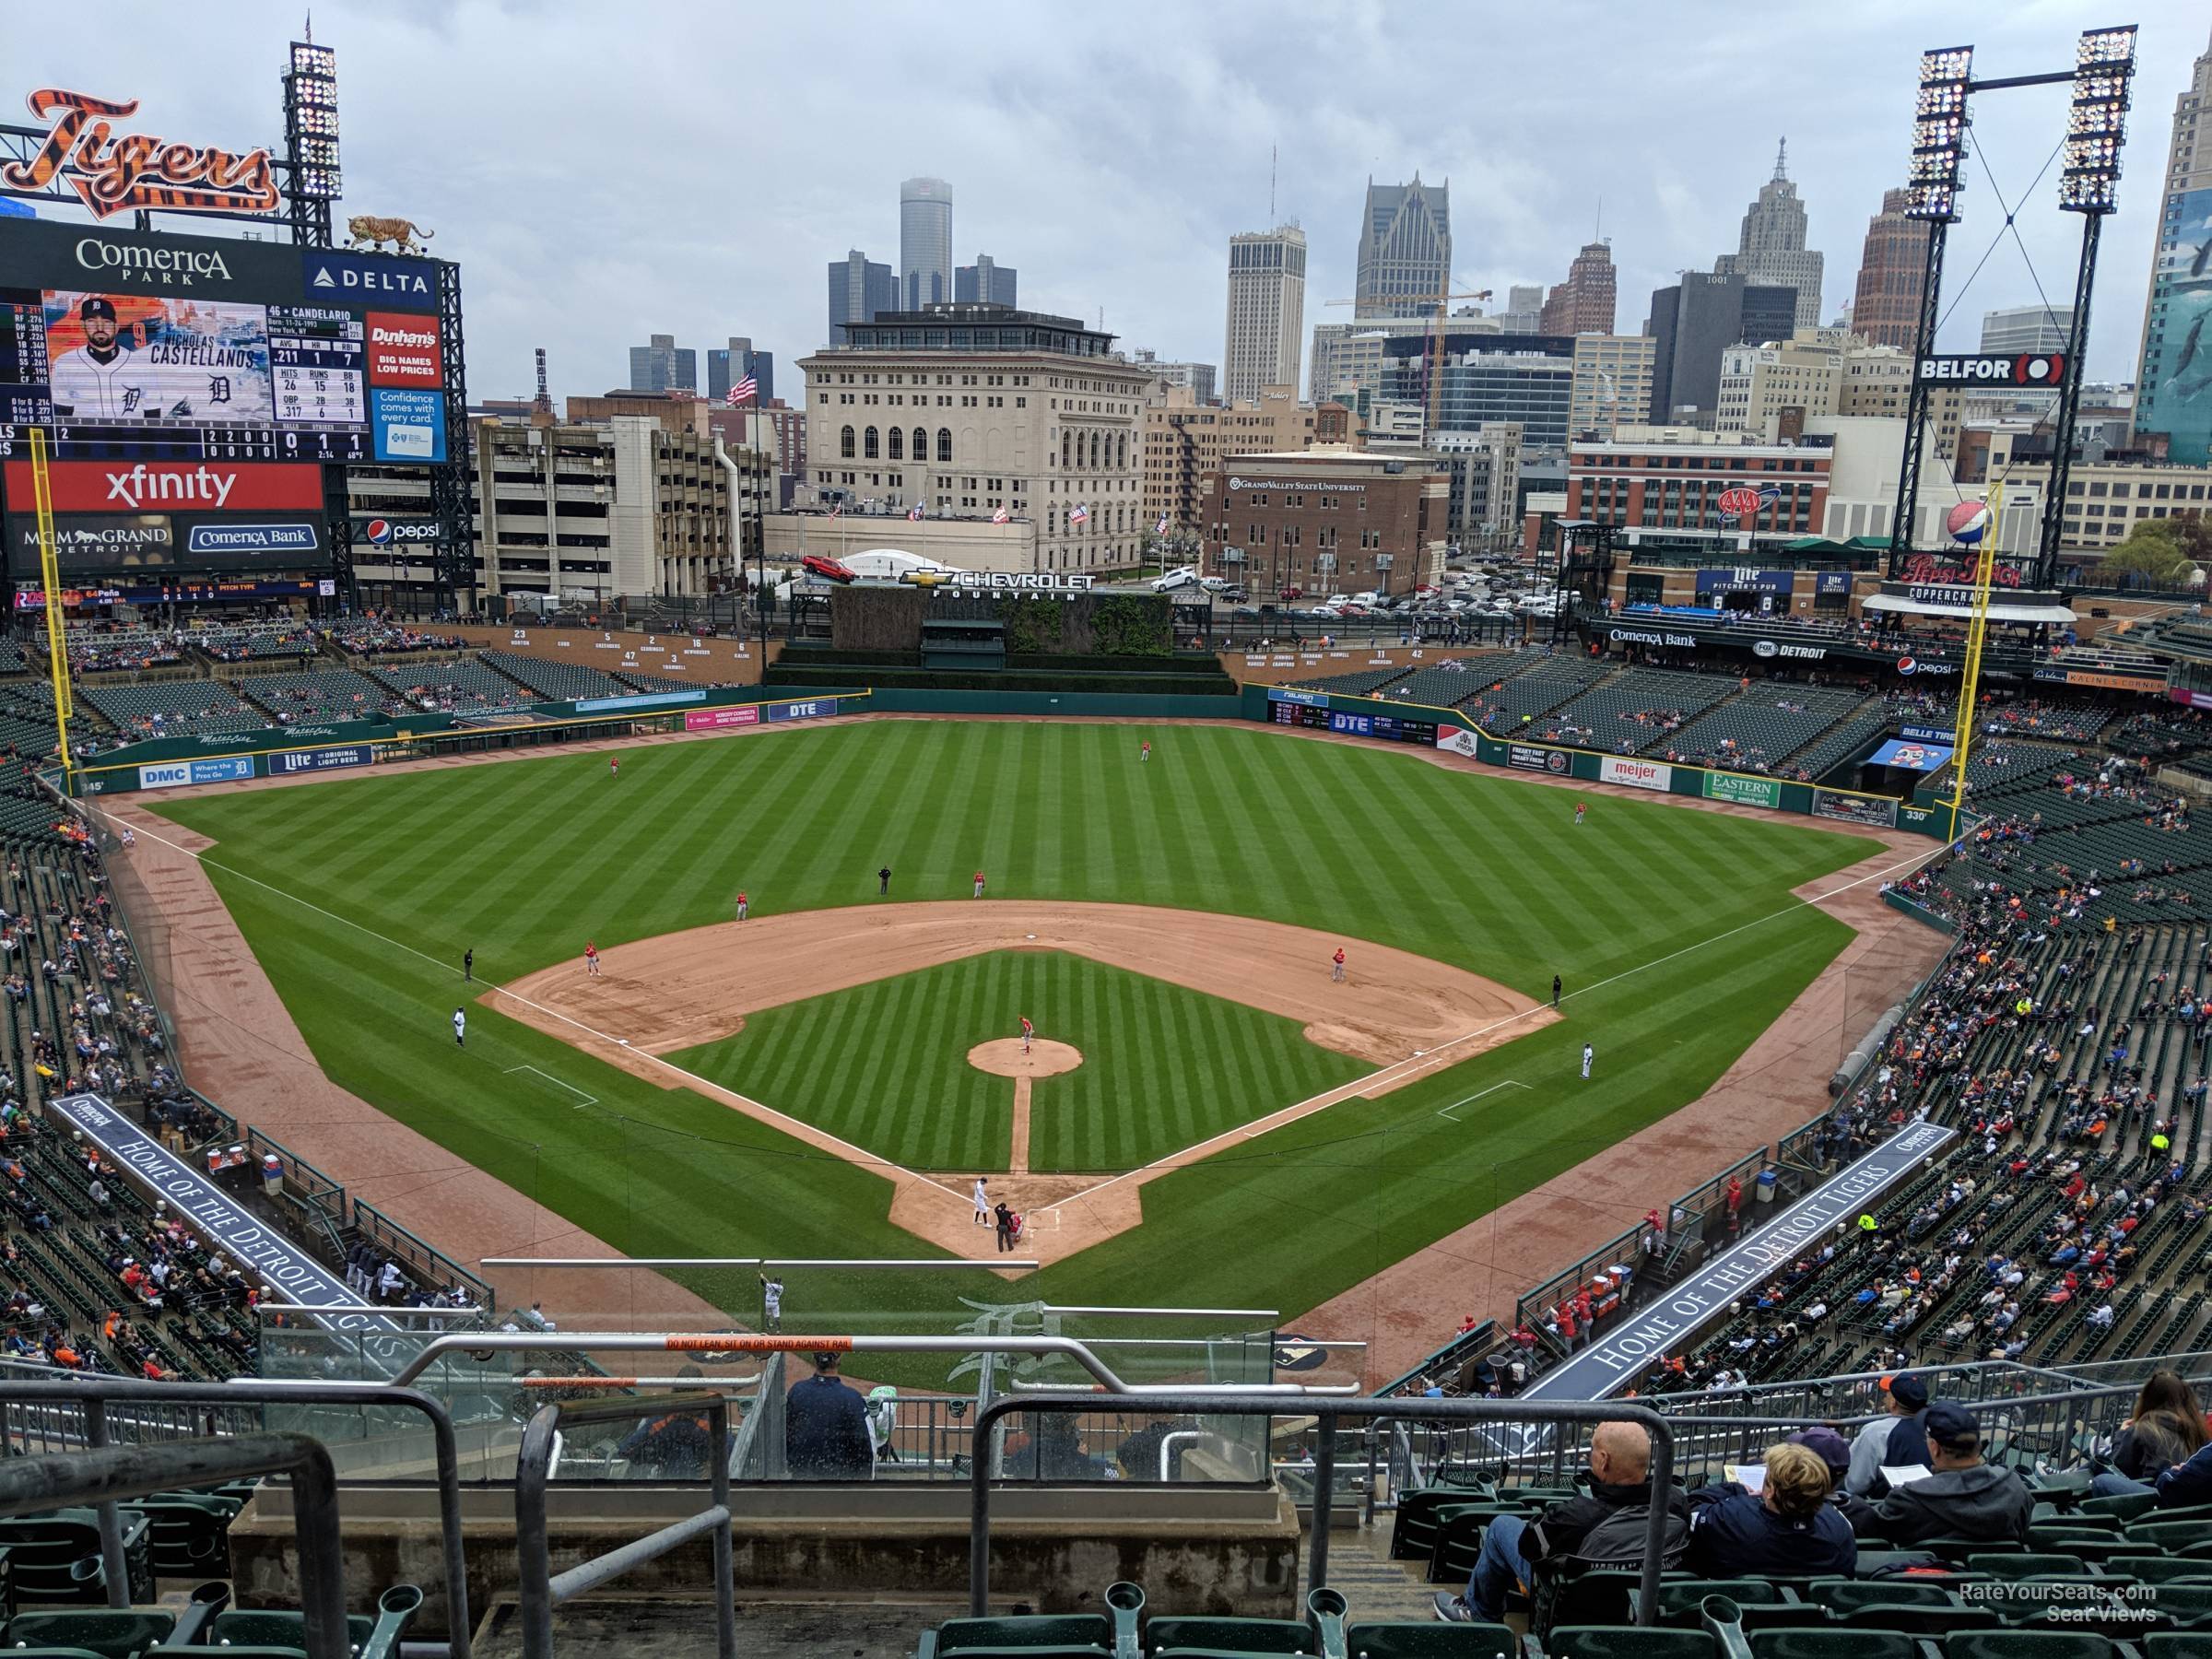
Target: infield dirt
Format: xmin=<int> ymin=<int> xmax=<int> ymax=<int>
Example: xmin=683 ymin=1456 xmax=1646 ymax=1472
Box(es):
xmin=492 ymin=900 xmax=1553 ymax=1265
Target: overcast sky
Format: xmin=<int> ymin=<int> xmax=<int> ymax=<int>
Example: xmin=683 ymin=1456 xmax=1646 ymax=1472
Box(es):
xmin=18 ymin=1 xmax=2208 ymax=406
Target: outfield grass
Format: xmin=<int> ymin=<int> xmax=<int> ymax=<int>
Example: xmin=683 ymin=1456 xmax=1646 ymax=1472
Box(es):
xmin=151 ymin=719 xmax=1872 ymax=1326
xmin=670 ymin=949 xmax=1369 ymax=1172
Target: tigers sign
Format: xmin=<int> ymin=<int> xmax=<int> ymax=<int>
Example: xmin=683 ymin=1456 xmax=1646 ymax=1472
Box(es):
xmin=0 ymin=88 xmax=280 ymax=219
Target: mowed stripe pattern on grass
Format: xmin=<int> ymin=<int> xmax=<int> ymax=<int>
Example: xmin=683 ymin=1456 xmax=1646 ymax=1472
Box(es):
xmin=672 ymin=950 xmax=1368 ymax=1172
xmin=156 ymin=720 xmax=1872 ymax=1322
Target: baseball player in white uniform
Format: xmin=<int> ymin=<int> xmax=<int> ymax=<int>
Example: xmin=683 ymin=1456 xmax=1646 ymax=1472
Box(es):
xmin=453 ymin=1007 xmax=466 ymax=1048
xmin=48 ymin=298 xmax=153 ymax=420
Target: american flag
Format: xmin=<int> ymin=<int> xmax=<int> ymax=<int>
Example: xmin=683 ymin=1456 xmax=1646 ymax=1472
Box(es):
xmin=908 ymin=502 xmax=924 ymax=521
xmin=992 ymin=506 xmax=1010 ymax=524
xmin=828 ymin=502 xmax=841 ymax=521
xmin=1155 ymin=512 xmax=1170 ymax=535
xmin=1069 ymin=502 xmax=1089 ymax=525
xmin=724 ymin=376 xmax=758 ymax=408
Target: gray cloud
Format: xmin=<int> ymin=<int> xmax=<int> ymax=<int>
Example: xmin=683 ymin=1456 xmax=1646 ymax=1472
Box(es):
xmin=14 ymin=0 xmax=2203 ymax=402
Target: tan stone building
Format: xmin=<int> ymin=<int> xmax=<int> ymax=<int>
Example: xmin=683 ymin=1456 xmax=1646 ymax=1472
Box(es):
xmin=797 ymin=304 xmax=1151 ymax=572
xmin=1715 ymin=334 xmax=1843 ymax=440
xmin=1569 ymin=335 xmax=1657 ymax=441
xmin=1836 ymin=341 xmax=1963 ymax=459
xmin=1140 ymin=383 xmax=1320 ymax=533
xmin=1201 ymin=447 xmax=1447 ymax=597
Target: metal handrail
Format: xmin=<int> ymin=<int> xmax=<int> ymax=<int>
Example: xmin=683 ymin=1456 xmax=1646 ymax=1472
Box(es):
xmin=967 ymin=1393 xmax=1678 ymax=1626
xmin=335 ymin=1330 xmax=1349 ymax=1396
xmin=0 ymin=1431 xmax=349 ymax=1659
xmin=515 ymin=1391 xmax=735 ymax=1659
xmin=3 ymin=1376 xmax=473 ymax=1659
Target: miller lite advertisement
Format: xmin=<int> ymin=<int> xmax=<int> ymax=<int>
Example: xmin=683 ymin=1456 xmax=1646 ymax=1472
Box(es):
xmin=42 ymin=289 xmax=272 ymax=425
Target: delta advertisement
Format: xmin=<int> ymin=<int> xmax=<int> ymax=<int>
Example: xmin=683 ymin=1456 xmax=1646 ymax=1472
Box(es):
xmin=2135 ymin=185 xmax=2212 ymax=467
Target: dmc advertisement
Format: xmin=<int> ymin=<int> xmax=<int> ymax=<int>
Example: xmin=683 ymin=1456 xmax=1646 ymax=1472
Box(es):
xmin=136 ymin=756 xmax=253 ymax=790
xmin=2136 ymin=185 xmax=2212 ymax=467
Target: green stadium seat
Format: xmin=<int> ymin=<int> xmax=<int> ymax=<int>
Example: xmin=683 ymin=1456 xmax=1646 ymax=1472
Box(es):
xmin=2082 ymin=1492 xmax=2159 ymax=1523
xmin=2146 ymin=1635 xmax=2212 ymax=1657
xmin=1748 ymin=1633 xmax=1924 ymax=1659
xmin=2135 ymin=1522 xmax=2212 ymax=1552
xmin=1541 ymin=1631 xmax=1713 ymax=1659
xmin=123 ymin=1499 xmax=233 ymax=1577
xmin=1344 ymin=1620 xmax=1520 ymax=1656
xmin=0 ymin=1606 xmax=200 ymax=1657
xmin=0 ymin=1514 xmax=152 ymax=1606
xmin=194 ymin=1584 xmax=420 ymax=1659
xmin=2108 ymin=1556 xmax=2212 ymax=1583
xmin=1943 ymin=1633 xmax=2130 ymax=1659
xmin=914 ymin=1611 xmax=1111 ymax=1659
xmin=1141 ymin=1616 xmax=1313 ymax=1653
xmin=1833 ymin=1605 xmax=2001 ymax=1637
xmin=1631 ymin=1581 xmax=1803 ymax=1631
xmin=1967 ymin=1553 xmax=2101 ymax=1580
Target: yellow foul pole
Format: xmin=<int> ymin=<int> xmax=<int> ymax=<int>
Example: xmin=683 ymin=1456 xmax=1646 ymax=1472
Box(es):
xmin=27 ymin=428 xmax=71 ymax=779
xmin=1942 ymin=480 xmax=2003 ymax=848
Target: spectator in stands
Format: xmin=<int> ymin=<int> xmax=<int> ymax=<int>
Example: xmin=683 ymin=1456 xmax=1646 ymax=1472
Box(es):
xmin=1433 ymin=1420 xmax=1687 ymax=1624
xmin=1686 ymin=1441 xmax=1856 ymax=1576
xmin=783 ymin=1349 xmax=873 ymax=1479
xmin=2091 ymin=1371 xmax=2208 ymax=1495
xmin=617 ymin=1365 xmax=713 ymax=1477
xmin=1844 ymin=1371 xmax=1930 ymax=1496
xmin=1851 ymin=1402 xmax=2031 ymax=1546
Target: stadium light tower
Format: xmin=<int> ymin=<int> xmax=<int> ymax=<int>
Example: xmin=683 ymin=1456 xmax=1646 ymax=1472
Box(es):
xmin=2036 ymin=25 xmax=2136 ymax=574
xmin=1889 ymin=46 xmax=1972 ymax=570
xmin=282 ymin=40 xmax=341 ymax=249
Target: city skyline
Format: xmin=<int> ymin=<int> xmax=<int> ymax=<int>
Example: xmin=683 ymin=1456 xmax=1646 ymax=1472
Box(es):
xmin=24 ymin=1 xmax=2204 ymax=407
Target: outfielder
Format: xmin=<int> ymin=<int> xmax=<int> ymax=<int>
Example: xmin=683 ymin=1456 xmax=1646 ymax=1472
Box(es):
xmin=735 ymin=890 xmax=749 ymax=923
xmin=1332 ymin=947 xmax=1346 ymax=982
xmin=584 ymin=941 xmax=601 ymax=978
xmin=759 ymin=1273 xmax=784 ymax=1334
xmin=1582 ymin=1042 xmax=1594 ymax=1079
xmin=973 ymin=869 xmax=986 ymax=899
xmin=452 ymin=1007 xmax=466 ymax=1048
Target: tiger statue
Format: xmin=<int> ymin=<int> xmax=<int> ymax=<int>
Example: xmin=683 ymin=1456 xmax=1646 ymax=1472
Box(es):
xmin=346 ymin=216 xmax=435 ymax=255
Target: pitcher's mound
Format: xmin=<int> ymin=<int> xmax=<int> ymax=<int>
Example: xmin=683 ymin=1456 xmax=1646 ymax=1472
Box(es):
xmin=969 ymin=1038 xmax=1083 ymax=1078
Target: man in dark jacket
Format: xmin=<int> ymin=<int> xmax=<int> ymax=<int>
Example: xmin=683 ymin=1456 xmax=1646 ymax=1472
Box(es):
xmin=1435 ymin=1421 xmax=1688 ymax=1624
xmin=1858 ymin=1402 xmax=2032 ymax=1546
xmin=783 ymin=1350 xmax=873 ymax=1479
xmin=2154 ymin=1440 xmax=2212 ymax=1509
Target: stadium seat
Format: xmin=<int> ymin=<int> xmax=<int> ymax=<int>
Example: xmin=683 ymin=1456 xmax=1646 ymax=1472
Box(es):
xmin=124 ymin=1497 xmax=235 ymax=1577
xmin=0 ymin=1513 xmax=151 ymax=1606
xmin=0 ymin=1606 xmax=195 ymax=1657
xmin=1943 ymin=1633 xmax=2131 ymax=1659
xmin=182 ymin=1584 xmax=421 ymax=1659
xmin=1343 ymin=1620 xmax=1520 ymax=1656
xmin=1141 ymin=1615 xmax=1313 ymax=1653
xmin=913 ymin=1612 xmax=1111 ymax=1658
xmin=1541 ymin=1631 xmax=1714 ymax=1659
xmin=1631 ymin=1581 xmax=1802 ymax=1630
xmin=1748 ymin=1634 xmax=1922 ymax=1659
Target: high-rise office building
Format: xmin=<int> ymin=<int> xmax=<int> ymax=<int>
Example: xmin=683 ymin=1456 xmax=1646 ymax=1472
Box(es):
xmin=1379 ymin=335 xmax=1575 ymax=448
xmin=1353 ymin=177 xmax=1452 ymax=319
xmin=1223 ymin=226 xmax=1307 ymax=405
xmin=1981 ymin=305 xmax=2073 ymax=356
xmin=1538 ymin=241 xmax=1618 ymax=335
xmin=1569 ymin=335 xmax=1657 ymax=441
xmin=1644 ymin=273 xmax=1797 ymax=422
xmin=1848 ymin=187 xmax=1931 ymax=350
xmin=1714 ymin=140 xmax=1826 ymax=331
xmin=627 ymin=334 xmax=697 ymax=394
xmin=2133 ymin=28 xmax=2212 ymax=465
xmin=1499 ymin=285 xmax=1545 ymax=335
xmin=827 ymin=249 xmax=898 ymax=347
xmin=706 ymin=337 xmax=774 ymax=406
xmin=954 ymin=253 xmax=1018 ymax=307
xmin=900 ymin=176 xmax=953 ymax=311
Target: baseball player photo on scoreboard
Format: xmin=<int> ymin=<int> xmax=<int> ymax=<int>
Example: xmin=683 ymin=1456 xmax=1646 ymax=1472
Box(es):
xmin=41 ymin=291 xmax=273 ymax=427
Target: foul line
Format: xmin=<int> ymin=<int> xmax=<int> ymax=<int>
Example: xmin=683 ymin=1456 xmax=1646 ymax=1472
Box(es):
xmin=505 ymin=1064 xmax=599 ymax=1111
xmin=1438 ymin=1079 xmax=1530 ymax=1122
xmin=98 ymin=802 xmax=1942 ymax=1220
xmin=94 ymin=806 xmax=971 ymax=1204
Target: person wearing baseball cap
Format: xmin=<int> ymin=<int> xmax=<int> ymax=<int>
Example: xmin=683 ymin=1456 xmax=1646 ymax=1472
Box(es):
xmin=783 ymin=1347 xmax=873 ymax=1480
xmin=1845 ymin=1371 xmax=1932 ymax=1497
xmin=1860 ymin=1401 xmax=2030 ymax=1547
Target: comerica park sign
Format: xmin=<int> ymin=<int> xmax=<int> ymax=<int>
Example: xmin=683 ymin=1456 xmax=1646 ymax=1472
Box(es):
xmin=1915 ymin=353 xmax=2066 ymax=387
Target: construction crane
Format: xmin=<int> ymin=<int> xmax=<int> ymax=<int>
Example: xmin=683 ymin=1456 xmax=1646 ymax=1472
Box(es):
xmin=1325 ymin=285 xmax=1492 ymax=439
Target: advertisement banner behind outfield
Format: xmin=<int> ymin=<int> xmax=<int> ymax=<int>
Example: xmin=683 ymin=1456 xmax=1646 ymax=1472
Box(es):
xmin=1814 ymin=787 xmax=1898 ymax=828
xmin=1598 ymin=756 xmax=1671 ymax=792
xmin=1900 ymin=724 xmax=1955 ymax=744
xmin=1437 ymin=728 xmax=1479 ymax=759
xmin=1267 ymin=686 xmax=1328 ymax=707
xmin=1701 ymin=771 xmax=1783 ymax=808
xmin=136 ymin=757 xmax=253 ymax=790
xmin=269 ymin=744 xmax=374 ymax=775
xmin=765 ymin=698 xmax=841 ymax=723
xmin=684 ymin=705 xmax=762 ymax=731
xmin=1508 ymin=743 xmax=1571 ymax=774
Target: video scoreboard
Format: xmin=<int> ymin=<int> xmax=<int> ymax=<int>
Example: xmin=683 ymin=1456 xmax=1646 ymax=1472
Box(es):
xmin=0 ymin=220 xmax=443 ymax=467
